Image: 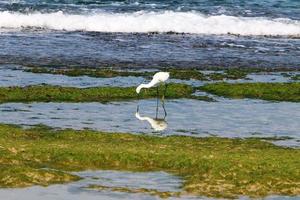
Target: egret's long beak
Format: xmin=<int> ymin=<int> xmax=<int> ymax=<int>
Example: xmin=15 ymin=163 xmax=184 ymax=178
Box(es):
xmin=137 ymin=79 xmax=145 ymax=99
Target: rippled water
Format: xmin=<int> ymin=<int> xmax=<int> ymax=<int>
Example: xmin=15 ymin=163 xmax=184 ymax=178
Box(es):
xmin=0 ymin=1 xmax=299 ymax=68
xmin=0 ymin=0 xmax=299 ymax=18
xmin=1 ymin=31 xmax=299 ymax=69
xmin=1 ymin=99 xmax=299 ymax=147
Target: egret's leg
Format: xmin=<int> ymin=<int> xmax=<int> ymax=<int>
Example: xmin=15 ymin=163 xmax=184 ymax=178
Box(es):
xmin=156 ymin=87 xmax=159 ymax=119
xmin=162 ymin=101 xmax=167 ymax=119
xmin=164 ymin=83 xmax=168 ymax=97
xmin=138 ymin=92 xmax=140 ymax=99
xmin=159 ymin=84 xmax=166 ymax=118
xmin=162 ymin=83 xmax=168 ymax=103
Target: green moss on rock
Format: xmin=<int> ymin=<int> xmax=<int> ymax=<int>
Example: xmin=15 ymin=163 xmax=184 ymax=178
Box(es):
xmin=0 ymin=124 xmax=299 ymax=198
xmin=199 ymin=82 xmax=300 ymax=102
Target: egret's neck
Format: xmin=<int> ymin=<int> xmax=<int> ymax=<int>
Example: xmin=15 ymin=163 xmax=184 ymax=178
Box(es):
xmin=136 ymin=81 xmax=157 ymax=93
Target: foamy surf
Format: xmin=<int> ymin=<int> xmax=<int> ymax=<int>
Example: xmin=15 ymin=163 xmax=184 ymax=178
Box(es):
xmin=0 ymin=11 xmax=299 ymax=36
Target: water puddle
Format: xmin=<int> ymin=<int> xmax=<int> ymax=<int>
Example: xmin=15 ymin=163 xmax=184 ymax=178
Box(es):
xmin=0 ymin=170 xmax=298 ymax=200
xmin=1 ymin=98 xmax=299 ymax=147
xmin=0 ymin=170 xmax=187 ymax=200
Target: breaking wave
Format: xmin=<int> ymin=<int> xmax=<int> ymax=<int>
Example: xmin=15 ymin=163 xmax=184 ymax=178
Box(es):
xmin=0 ymin=11 xmax=299 ymax=36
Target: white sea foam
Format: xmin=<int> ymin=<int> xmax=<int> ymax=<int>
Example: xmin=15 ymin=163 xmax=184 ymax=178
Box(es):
xmin=0 ymin=10 xmax=299 ymax=36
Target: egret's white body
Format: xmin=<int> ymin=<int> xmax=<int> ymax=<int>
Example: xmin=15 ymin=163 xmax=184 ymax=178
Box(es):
xmin=135 ymin=112 xmax=167 ymax=131
xmin=136 ymin=72 xmax=169 ymax=94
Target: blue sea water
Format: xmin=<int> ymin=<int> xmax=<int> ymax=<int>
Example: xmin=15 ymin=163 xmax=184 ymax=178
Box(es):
xmin=0 ymin=0 xmax=299 ymax=68
xmin=0 ymin=0 xmax=299 ymax=18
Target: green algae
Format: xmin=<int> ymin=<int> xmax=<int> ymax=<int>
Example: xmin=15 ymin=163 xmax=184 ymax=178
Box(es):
xmin=24 ymin=67 xmax=256 ymax=81
xmin=25 ymin=66 xmax=300 ymax=82
xmin=25 ymin=67 xmax=149 ymax=78
xmin=4 ymin=74 xmax=300 ymax=103
xmin=0 ymin=124 xmax=299 ymax=198
xmin=86 ymin=184 xmax=180 ymax=199
xmin=207 ymin=69 xmax=248 ymax=80
xmin=0 ymin=83 xmax=214 ymax=103
xmin=25 ymin=67 xmax=209 ymax=80
xmin=199 ymin=82 xmax=300 ymax=102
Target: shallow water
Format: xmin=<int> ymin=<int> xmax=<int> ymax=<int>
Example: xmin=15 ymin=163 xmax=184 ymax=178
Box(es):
xmin=0 ymin=66 xmax=144 ymax=88
xmin=1 ymin=98 xmax=299 ymax=147
xmin=0 ymin=170 xmax=187 ymax=200
xmin=0 ymin=66 xmax=297 ymax=88
xmin=0 ymin=170 xmax=298 ymax=200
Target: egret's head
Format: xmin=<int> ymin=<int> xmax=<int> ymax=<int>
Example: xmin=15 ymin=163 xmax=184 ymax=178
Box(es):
xmin=136 ymin=82 xmax=145 ymax=94
xmin=136 ymin=86 xmax=141 ymax=94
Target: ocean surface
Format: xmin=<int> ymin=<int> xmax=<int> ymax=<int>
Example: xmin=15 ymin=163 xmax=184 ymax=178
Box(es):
xmin=0 ymin=0 xmax=299 ymax=68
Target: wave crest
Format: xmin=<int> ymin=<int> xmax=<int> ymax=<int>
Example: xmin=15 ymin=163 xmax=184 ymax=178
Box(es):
xmin=0 ymin=11 xmax=299 ymax=36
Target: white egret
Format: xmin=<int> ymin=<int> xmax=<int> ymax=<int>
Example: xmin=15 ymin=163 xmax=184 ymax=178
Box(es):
xmin=136 ymin=72 xmax=170 ymax=94
xmin=135 ymin=72 xmax=169 ymax=120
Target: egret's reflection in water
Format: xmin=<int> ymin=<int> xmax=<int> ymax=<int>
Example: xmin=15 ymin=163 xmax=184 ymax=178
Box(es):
xmin=135 ymin=98 xmax=168 ymax=132
xmin=135 ymin=112 xmax=167 ymax=132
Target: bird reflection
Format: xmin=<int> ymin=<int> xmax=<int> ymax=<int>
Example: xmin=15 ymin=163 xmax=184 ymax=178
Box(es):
xmin=135 ymin=102 xmax=168 ymax=132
